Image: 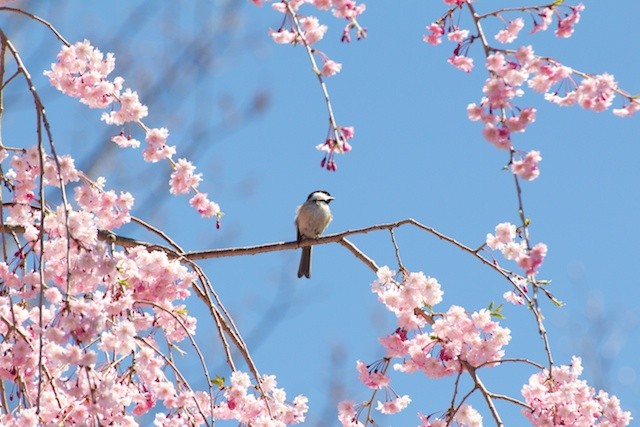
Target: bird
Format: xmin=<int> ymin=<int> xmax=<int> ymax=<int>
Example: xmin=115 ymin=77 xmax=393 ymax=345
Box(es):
xmin=295 ymin=190 xmax=334 ymax=278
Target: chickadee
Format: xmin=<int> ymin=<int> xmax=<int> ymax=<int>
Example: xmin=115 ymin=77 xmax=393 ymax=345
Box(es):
xmin=295 ymin=190 xmax=334 ymax=278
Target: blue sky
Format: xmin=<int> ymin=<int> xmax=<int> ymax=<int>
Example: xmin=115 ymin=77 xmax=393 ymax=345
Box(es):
xmin=2 ymin=0 xmax=639 ymax=425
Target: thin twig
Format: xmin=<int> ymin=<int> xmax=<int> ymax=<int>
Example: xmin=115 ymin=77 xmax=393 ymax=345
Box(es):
xmin=0 ymin=7 xmax=70 ymax=46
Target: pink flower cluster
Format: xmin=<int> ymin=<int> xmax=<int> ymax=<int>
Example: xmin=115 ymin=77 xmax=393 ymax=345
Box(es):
xmin=495 ymin=17 xmax=524 ymax=44
xmin=511 ymin=150 xmax=541 ymax=181
xmin=372 ymin=266 xmax=444 ymax=329
xmin=339 ymin=268 xmax=511 ymax=424
xmin=0 ymin=147 xmax=302 ymax=425
xmin=74 ymin=178 xmax=134 ymax=230
xmin=391 ymin=305 xmax=511 ymax=376
xmin=265 ymin=0 xmax=366 ymax=44
xmin=555 ymin=4 xmax=585 ymax=38
xmin=522 ymin=357 xmax=631 ymax=426
xmin=170 ymin=158 xmax=203 ymax=195
xmin=45 ymin=40 xmax=221 ymax=220
xmin=426 ymin=1 xmax=634 ymax=158
xmin=486 ymin=222 xmax=548 ymax=276
xmin=208 ymin=371 xmax=308 ymax=425
xmin=143 ymin=127 xmax=175 ymax=163
xmin=267 ymin=0 xmax=364 ymax=79
xmin=337 ymin=396 xmax=411 ymax=426
xmin=44 ymin=39 xmax=123 ymax=109
xmin=466 ymin=49 xmax=538 ymax=150
xmin=613 ymin=99 xmax=640 ymax=118
xmin=418 ymin=404 xmax=483 ymax=427
xmin=317 ymin=125 xmax=354 ymax=171
xmin=372 ymin=268 xmax=510 ymax=373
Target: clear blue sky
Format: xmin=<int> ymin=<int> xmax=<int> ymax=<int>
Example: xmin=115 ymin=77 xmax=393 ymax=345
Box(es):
xmin=2 ymin=1 xmax=639 ymax=425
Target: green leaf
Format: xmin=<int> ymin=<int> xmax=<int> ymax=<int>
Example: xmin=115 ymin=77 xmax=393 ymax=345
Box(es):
xmin=212 ymin=375 xmax=225 ymax=388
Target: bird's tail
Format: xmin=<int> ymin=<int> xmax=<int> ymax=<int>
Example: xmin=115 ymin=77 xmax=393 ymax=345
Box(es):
xmin=297 ymin=246 xmax=312 ymax=279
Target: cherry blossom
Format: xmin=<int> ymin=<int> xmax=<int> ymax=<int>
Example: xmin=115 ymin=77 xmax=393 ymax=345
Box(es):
xmin=455 ymin=404 xmax=483 ymax=426
xmin=503 ymin=291 xmax=525 ymax=305
xmin=423 ymin=23 xmax=444 ymax=45
xmin=522 ymin=357 xmax=631 ymax=426
xmin=376 ymin=395 xmax=411 ymax=415
xmin=495 ymin=17 xmax=524 ymax=44
xmin=448 ymin=54 xmax=474 ymax=73
xmin=170 ymin=158 xmax=203 ymax=195
xmin=321 ymin=59 xmax=342 ymax=76
xmin=511 ymin=150 xmax=542 ymax=181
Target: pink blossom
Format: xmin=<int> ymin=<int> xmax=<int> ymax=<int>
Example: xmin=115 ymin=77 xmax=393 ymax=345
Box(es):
xmin=111 ymin=132 xmax=141 ymax=148
xmin=375 ymin=395 xmax=411 ymax=415
xmin=448 ymin=55 xmax=474 ymax=73
xmin=555 ymin=4 xmax=585 ymax=38
xmin=42 ymin=154 xmax=80 ymax=187
xmin=481 ymin=123 xmax=511 ymax=150
xmin=321 ymin=59 xmax=342 ymax=77
xmin=170 ymin=158 xmax=202 ymax=194
xmin=356 ymin=360 xmax=390 ymax=389
xmin=515 ymin=45 xmax=535 ymax=65
xmin=299 ymin=16 xmax=327 ymax=45
xmin=375 ymin=266 xmax=395 ymax=284
xmin=495 ymin=17 xmax=524 ymax=44
xmin=395 ymin=305 xmax=511 ymax=376
xmin=505 ymin=108 xmax=536 ymax=133
xmin=101 ymin=88 xmax=148 ymax=125
xmin=189 ymin=192 xmax=221 ymax=218
xmin=503 ymin=291 xmax=524 ymax=305
xmin=517 ymin=242 xmax=547 ymax=275
xmin=454 ymin=404 xmax=483 ymax=427
xmin=332 ymin=1 xmax=366 ymax=20
xmin=447 ymin=28 xmax=469 ymax=43
xmin=531 ymin=7 xmax=554 ymax=34
xmin=338 ymin=401 xmax=364 ymax=427
xmin=270 ymin=28 xmax=298 ymax=44
xmin=502 ymin=241 xmax=525 ymax=261
xmin=485 ymin=53 xmax=506 ymax=73
xmin=44 ymin=39 xmax=121 ymax=108
xmin=143 ymin=127 xmax=176 ymax=162
xmin=372 ymin=269 xmax=443 ymax=329
xmin=423 ymin=23 xmax=444 ymax=45
xmin=379 ymin=329 xmax=409 ymax=357
xmin=528 ymin=63 xmax=573 ymax=93
xmin=512 ymin=150 xmax=542 ymax=180
xmin=466 ymin=103 xmax=484 ymax=121
xmin=522 ymin=356 xmax=631 ymax=426
xmin=74 ymin=182 xmax=133 ymax=229
xmin=613 ymin=99 xmax=640 ymax=118
xmin=310 ymin=0 xmax=331 ymax=10
xmin=340 ymin=126 xmax=355 ymax=142
xmin=576 ymin=73 xmax=617 ymax=112
xmin=483 ymin=76 xmax=522 ymax=109
xmin=486 ymin=222 xmax=516 ymax=250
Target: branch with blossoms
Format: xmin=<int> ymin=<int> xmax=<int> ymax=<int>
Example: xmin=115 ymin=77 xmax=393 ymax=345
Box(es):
xmin=0 ymin=11 xmax=310 ymax=425
xmin=42 ymin=37 xmax=222 ymax=224
xmin=334 ymin=1 xmax=636 ymax=426
xmin=257 ymin=0 xmax=365 ymax=170
xmin=0 ymin=1 xmax=635 ymax=426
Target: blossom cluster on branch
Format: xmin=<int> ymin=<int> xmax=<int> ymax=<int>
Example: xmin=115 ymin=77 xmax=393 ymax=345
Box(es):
xmin=0 ymin=143 xmax=308 ymax=424
xmin=0 ymin=0 xmax=635 ymax=425
xmin=321 ymin=1 xmax=634 ymax=425
xmin=44 ymin=40 xmax=221 ymax=222
xmin=254 ymin=0 xmax=366 ymax=170
xmin=0 ymin=18 xmax=306 ymax=426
